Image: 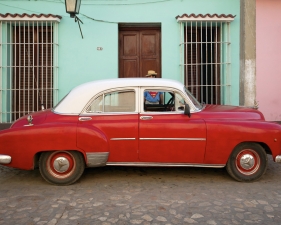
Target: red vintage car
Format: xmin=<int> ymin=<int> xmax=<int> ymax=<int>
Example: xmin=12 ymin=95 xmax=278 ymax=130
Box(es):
xmin=0 ymin=78 xmax=281 ymax=185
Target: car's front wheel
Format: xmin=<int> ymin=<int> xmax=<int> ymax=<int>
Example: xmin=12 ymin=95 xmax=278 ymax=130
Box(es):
xmin=226 ymin=143 xmax=268 ymax=182
xmin=39 ymin=151 xmax=85 ymax=185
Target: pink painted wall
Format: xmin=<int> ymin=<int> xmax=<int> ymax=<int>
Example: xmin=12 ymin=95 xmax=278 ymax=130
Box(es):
xmin=256 ymin=0 xmax=281 ymax=121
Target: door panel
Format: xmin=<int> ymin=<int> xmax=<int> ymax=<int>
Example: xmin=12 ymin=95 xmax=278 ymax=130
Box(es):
xmin=141 ymin=33 xmax=157 ymax=55
xmin=78 ymin=89 xmax=139 ymax=162
xmin=123 ymin=60 xmax=138 ymax=78
xmin=123 ymin=34 xmax=138 ymax=56
xmin=119 ymin=31 xmax=139 ymax=78
xmin=77 ymin=115 xmax=139 ymax=162
xmin=141 ymin=59 xmax=158 ymax=77
xmin=139 ymin=115 xmax=206 ymax=163
xmin=119 ymin=28 xmax=161 ymax=78
xmin=140 ymin=30 xmax=160 ymax=77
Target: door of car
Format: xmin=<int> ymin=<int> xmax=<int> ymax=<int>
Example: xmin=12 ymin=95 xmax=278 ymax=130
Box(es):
xmin=139 ymin=87 xmax=207 ymax=163
xmin=77 ymin=88 xmax=139 ymax=162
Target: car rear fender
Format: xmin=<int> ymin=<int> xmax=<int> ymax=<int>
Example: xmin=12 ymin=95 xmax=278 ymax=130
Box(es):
xmin=76 ymin=124 xmax=109 ymax=155
xmin=0 ymin=123 xmax=80 ymax=170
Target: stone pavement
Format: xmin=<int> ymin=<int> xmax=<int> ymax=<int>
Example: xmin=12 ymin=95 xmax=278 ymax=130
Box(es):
xmin=0 ymin=156 xmax=281 ymax=225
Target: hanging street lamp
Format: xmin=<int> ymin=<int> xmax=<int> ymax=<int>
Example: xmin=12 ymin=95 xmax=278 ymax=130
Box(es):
xmin=65 ymin=0 xmax=83 ymax=38
xmin=65 ymin=0 xmax=81 ymax=18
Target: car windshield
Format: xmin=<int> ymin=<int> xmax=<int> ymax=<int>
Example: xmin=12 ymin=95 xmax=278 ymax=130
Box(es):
xmin=184 ymin=87 xmax=203 ymax=110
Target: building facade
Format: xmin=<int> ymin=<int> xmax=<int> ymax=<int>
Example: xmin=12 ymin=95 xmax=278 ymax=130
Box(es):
xmin=256 ymin=0 xmax=281 ymax=121
xmin=0 ymin=0 xmax=253 ymax=127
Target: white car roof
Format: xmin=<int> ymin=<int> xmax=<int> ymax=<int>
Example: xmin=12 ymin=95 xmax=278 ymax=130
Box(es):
xmin=53 ymin=78 xmax=185 ymax=114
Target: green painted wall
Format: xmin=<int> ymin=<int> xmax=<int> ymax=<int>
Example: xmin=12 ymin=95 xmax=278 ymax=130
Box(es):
xmin=0 ymin=0 xmax=240 ymax=105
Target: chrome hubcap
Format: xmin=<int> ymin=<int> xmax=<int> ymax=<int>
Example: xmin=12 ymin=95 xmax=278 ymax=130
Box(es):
xmin=53 ymin=157 xmax=70 ymax=173
xmin=240 ymin=153 xmax=255 ymax=170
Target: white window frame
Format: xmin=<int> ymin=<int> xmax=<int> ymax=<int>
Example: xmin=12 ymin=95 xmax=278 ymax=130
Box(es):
xmin=140 ymin=86 xmax=198 ymax=114
xmin=83 ymin=87 xmax=139 ymax=115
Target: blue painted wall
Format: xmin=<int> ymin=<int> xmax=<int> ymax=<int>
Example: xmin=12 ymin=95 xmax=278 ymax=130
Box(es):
xmin=0 ymin=0 xmax=240 ymax=104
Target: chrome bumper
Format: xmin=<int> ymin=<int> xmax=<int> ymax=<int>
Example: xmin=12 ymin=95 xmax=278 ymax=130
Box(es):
xmin=0 ymin=154 xmax=11 ymax=164
xmin=275 ymin=155 xmax=281 ymax=163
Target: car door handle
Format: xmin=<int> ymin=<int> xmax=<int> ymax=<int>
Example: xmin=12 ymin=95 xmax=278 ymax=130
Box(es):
xmin=140 ymin=116 xmax=153 ymax=120
xmin=79 ymin=117 xmax=92 ymax=121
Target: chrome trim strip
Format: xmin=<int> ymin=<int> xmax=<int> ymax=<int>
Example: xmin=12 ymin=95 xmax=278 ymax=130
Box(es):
xmin=110 ymin=138 xmax=136 ymax=140
xmin=86 ymin=152 xmax=109 ymax=167
xmin=140 ymin=112 xmax=184 ymax=115
xmin=79 ymin=117 xmax=92 ymax=121
xmin=81 ymin=112 xmax=139 ymax=116
xmin=139 ymin=138 xmax=206 ymax=141
xmin=53 ymin=110 xmax=139 ymax=116
xmin=275 ymin=155 xmax=281 ymax=163
xmin=106 ymin=162 xmax=225 ymax=168
xmin=140 ymin=116 xmax=153 ymax=120
xmin=0 ymin=155 xmax=11 ymax=164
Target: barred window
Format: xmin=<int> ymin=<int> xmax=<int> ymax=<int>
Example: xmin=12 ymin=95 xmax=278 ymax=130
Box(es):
xmin=0 ymin=14 xmax=61 ymax=122
xmin=177 ymin=14 xmax=235 ymax=105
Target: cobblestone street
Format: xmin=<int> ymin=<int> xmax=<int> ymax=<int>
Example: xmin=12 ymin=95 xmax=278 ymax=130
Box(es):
xmin=1 ymin=156 xmax=281 ymax=225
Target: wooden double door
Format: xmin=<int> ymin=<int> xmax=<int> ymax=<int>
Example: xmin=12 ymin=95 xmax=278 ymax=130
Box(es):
xmin=119 ymin=28 xmax=161 ymax=78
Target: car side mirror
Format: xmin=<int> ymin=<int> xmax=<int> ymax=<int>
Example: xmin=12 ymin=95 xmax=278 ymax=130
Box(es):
xmin=184 ymin=104 xmax=191 ymax=117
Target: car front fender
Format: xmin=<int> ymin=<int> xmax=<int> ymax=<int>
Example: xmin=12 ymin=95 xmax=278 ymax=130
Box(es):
xmin=204 ymin=120 xmax=281 ymax=164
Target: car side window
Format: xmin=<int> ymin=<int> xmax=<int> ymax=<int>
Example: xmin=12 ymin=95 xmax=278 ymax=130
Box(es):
xmin=87 ymin=90 xmax=135 ymax=113
xmin=143 ymin=89 xmax=186 ymax=112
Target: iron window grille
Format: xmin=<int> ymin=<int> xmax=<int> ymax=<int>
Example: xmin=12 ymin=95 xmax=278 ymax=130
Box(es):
xmin=177 ymin=14 xmax=235 ymax=105
xmin=0 ymin=14 xmax=60 ymax=123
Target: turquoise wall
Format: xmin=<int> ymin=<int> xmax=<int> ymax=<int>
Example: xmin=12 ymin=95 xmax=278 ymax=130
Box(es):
xmin=0 ymin=0 xmax=240 ymax=104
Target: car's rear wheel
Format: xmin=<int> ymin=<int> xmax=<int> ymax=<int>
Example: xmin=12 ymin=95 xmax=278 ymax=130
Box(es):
xmin=226 ymin=143 xmax=267 ymax=182
xmin=39 ymin=151 xmax=85 ymax=185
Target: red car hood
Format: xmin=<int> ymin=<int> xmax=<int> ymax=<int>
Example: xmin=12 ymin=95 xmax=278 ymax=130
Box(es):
xmin=199 ymin=105 xmax=265 ymax=121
